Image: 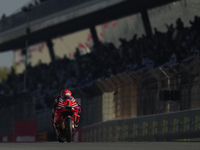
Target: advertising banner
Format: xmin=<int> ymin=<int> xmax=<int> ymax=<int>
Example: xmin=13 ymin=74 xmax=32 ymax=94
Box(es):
xmin=0 ymin=133 xmax=14 ymax=142
xmin=73 ymin=128 xmax=82 ymax=142
xmin=37 ymin=132 xmax=47 ymax=142
xmin=14 ymin=121 xmax=37 ymax=142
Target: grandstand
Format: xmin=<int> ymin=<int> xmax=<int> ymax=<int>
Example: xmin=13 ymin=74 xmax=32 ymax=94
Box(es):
xmin=0 ymin=0 xmax=200 ymax=142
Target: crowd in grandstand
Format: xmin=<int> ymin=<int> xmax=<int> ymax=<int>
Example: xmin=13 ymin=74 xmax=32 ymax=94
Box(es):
xmin=0 ymin=16 xmax=200 ymax=109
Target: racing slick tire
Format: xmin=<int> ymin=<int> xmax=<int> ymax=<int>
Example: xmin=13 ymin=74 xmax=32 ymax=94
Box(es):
xmin=65 ymin=118 xmax=72 ymax=143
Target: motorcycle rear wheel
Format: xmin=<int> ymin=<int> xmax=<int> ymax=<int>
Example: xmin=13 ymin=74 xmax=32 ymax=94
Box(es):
xmin=65 ymin=118 xmax=72 ymax=143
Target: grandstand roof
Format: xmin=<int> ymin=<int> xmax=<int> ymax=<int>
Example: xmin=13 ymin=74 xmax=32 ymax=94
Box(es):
xmin=0 ymin=0 xmax=179 ymax=51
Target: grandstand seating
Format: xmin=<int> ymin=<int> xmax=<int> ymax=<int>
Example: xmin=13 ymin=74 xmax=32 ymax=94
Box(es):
xmin=0 ymin=16 xmax=200 ymax=110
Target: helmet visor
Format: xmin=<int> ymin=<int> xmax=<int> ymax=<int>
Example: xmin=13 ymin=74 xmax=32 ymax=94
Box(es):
xmin=62 ymin=95 xmax=71 ymax=100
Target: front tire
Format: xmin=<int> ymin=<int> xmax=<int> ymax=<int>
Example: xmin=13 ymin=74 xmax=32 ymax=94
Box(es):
xmin=65 ymin=118 xmax=72 ymax=143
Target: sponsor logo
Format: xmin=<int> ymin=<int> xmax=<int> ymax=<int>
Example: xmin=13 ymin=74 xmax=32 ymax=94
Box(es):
xmin=16 ymin=136 xmax=35 ymax=142
xmin=71 ymin=98 xmax=75 ymax=102
xmin=59 ymin=98 xmax=64 ymax=102
xmin=72 ymin=104 xmax=78 ymax=107
xmin=58 ymin=104 xmax=64 ymax=107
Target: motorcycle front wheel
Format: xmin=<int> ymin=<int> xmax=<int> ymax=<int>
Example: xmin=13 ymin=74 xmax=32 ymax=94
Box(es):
xmin=65 ymin=118 xmax=72 ymax=143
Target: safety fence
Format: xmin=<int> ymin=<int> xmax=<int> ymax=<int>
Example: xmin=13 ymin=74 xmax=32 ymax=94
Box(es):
xmin=81 ymin=108 xmax=200 ymax=142
xmin=1 ymin=58 xmax=199 ymax=142
xmin=0 ymin=92 xmax=35 ymax=135
xmin=80 ymin=57 xmax=200 ymax=127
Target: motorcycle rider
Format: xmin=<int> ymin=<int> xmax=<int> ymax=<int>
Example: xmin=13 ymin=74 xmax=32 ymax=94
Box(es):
xmin=51 ymin=89 xmax=81 ymax=131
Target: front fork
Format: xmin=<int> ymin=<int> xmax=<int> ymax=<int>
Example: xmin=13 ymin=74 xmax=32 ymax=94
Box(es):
xmin=61 ymin=115 xmax=75 ymax=131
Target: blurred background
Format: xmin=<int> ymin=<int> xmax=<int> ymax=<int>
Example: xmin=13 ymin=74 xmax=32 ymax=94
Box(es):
xmin=0 ymin=0 xmax=200 ymax=142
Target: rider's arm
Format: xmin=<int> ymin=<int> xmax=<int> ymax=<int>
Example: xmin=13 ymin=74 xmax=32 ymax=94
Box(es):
xmin=71 ymin=96 xmax=81 ymax=107
xmin=52 ymin=95 xmax=60 ymax=109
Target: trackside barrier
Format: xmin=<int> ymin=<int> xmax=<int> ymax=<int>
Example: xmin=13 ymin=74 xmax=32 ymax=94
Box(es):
xmin=37 ymin=132 xmax=47 ymax=142
xmin=80 ymin=58 xmax=200 ymax=127
xmin=0 ymin=133 xmax=13 ymax=142
xmin=0 ymin=92 xmax=36 ymax=142
xmin=14 ymin=121 xmax=37 ymax=142
xmin=72 ymin=129 xmax=82 ymax=142
xmin=45 ymin=129 xmax=82 ymax=142
xmin=0 ymin=121 xmax=37 ymax=142
xmin=46 ymin=132 xmax=57 ymax=141
xmin=81 ymin=109 xmax=200 ymax=142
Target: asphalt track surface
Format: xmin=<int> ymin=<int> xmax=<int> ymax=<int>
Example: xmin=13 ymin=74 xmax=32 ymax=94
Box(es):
xmin=1 ymin=142 xmax=200 ymax=150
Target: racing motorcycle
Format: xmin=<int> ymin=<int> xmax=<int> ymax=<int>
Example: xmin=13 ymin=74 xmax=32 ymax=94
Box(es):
xmin=53 ymin=98 xmax=81 ymax=143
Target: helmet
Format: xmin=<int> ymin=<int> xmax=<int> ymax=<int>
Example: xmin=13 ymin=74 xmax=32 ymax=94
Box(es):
xmin=60 ymin=89 xmax=72 ymax=100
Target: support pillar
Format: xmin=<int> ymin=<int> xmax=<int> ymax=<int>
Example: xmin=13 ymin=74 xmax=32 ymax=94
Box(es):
xmin=141 ymin=9 xmax=152 ymax=37
xmin=90 ymin=26 xmax=99 ymax=46
xmin=46 ymin=39 xmax=55 ymax=62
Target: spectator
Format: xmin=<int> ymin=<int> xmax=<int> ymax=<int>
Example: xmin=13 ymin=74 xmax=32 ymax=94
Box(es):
xmin=0 ymin=16 xmax=200 ymax=107
xmin=176 ymin=18 xmax=184 ymax=31
xmin=74 ymin=48 xmax=80 ymax=61
xmin=1 ymin=14 xmax=5 ymax=20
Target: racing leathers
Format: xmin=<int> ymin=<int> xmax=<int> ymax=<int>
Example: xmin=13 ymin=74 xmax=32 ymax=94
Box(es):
xmin=51 ymin=95 xmax=80 ymax=131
